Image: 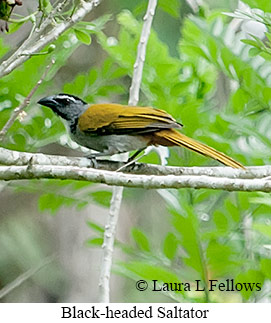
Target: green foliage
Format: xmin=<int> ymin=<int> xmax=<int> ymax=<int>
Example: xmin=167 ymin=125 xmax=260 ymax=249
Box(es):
xmin=105 ymin=189 xmax=271 ymax=302
xmin=131 ymin=228 xmax=150 ymax=252
xmin=163 ymin=232 xmax=178 ymax=260
xmin=39 ymin=0 xmax=53 ymax=15
xmin=242 ymin=0 xmax=271 ymax=12
xmin=91 ymin=190 xmax=112 ymax=208
xmin=235 ymin=270 xmax=264 ymax=300
xmin=63 ymin=57 xmax=127 ymax=103
xmin=0 ymin=0 xmax=14 ymax=20
xmin=158 ymin=0 xmax=181 ymax=18
xmin=96 ymin=10 xmax=183 ymax=113
xmin=120 ymin=261 xmax=184 ymax=296
xmin=73 ymin=28 xmax=92 ymax=45
xmin=85 ymin=5 xmax=271 ymax=301
xmin=172 ymin=207 xmax=206 ymax=278
xmin=261 ymin=259 xmax=271 ymax=279
xmin=1 ymin=0 xmax=271 ymax=303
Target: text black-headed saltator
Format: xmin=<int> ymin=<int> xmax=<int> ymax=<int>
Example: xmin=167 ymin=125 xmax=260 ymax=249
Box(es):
xmin=38 ymin=93 xmax=244 ymax=169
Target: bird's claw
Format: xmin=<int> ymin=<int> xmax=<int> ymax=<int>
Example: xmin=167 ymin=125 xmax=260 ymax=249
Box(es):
xmin=86 ymin=154 xmax=98 ymax=168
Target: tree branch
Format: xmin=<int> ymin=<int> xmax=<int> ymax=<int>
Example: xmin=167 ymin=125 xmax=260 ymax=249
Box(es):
xmin=1 ymin=147 xmax=271 ymax=179
xmin=0 ymin=60 xmax=54 ymax=141
xmin=0 ymin=163 xmax=271 ymax=192
xmin=98 ymin=185 xmax=124 ymax=302
xmin=128 ymin=0 xmax=157 ymax=106
xmin=0 ymin=0 xmax=101 ymax=78
xmin=98 ymin=0 xmax=158 ymax=303
xmin=0 ymin=255 xmax=55 ymax=300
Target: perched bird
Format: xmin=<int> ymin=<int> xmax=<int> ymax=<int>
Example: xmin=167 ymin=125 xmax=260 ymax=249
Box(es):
xmin=38 ymin=93 xmax=244 ymax=169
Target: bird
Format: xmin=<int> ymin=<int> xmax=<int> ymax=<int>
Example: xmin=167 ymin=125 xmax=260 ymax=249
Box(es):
xmin=38 ymin=93 xmax=244 ymax=169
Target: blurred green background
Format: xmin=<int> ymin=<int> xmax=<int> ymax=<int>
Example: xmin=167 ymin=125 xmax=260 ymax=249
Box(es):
xmin=0 ymin=0 xmax=271 ymax=302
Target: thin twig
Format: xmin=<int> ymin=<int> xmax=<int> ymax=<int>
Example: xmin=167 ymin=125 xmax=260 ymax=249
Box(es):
xmin=1 ymin=0 xmax=62 ymax=70
xmin=98 ymin=0 xmax=158 ymax=303
xmin=0 ymin=0 xmax=101 ymax=78
xmin=128 ymin=0 xmax=157 ymax=106
xmin=98 ymin=186 xmax=124 ymax=302
xmin=0 ymin=254 xmax=55 ymax=300
xmin=0 ymin=60 xmax=55 ymax=141
xmin=37 ymin=0 xmax=71 ymax=33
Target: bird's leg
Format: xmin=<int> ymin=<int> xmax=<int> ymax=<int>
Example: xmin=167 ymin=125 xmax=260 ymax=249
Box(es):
xmin=116 ymin=148 xmax=146 ymax=172
xmin=85 ymin=151 xmax=112 ymax=168
xmin=86 ymin=148 xmax=146 ymax=171
xmin=86 ymin=155 xmax=98 ymax=168
xmin=127 ymin=148 xmax=145 ymax=163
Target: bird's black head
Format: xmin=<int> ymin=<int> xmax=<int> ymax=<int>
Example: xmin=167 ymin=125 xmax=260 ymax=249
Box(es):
xmin=38 ymin=93 xmax=87 ymax=122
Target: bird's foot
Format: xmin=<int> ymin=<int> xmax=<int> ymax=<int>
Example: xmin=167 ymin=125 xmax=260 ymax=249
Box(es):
xmin=116 ymin=154 xmax=143 ymax=172
xmin=85 ymin=154 xmax=99 ymax=168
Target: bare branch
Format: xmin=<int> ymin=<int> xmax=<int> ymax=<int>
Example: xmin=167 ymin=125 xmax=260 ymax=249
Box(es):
xmin=99 ymin=0 xmax=158 ymax=303
xmin=128 ymin=0 xmax=157 ymax=106
xmin=0 ymin=255 xmax=55 ymax=300
xmin=98 ymin=186 xmax=124 ymax=302
xmin=0 ymin=0 xmax=101 ymax=78
xmin=0 ymin=163 xmax=271 ymax=192
xmin=1 ymin=147 xmax=271 ymax=179
xmin=0 ymin=60 xmax=55 ymax=141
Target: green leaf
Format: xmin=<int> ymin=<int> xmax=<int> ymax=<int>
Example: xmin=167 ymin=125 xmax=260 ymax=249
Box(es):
xmin=241 ymin=39 xmax=261 ymax=48
xmin=250 ymin=196 xmax=271 ymax=206
xmin=235 ymin=270 xmax=264 ymax=300
xmin=91 ymin=190 xmax=112 ymax=208
xmin=38 ymin=193 xmax=75 ymax=215
xmin=225 ymin=200 xmax=240 ymax=223
xmin=253 ymin=223 xmax=271 ymax=237
xmin=86 ymin=237 xmax=103 ymax=246
xmin=206 ymin=240 xmax=240 ymax=276
xmin=131 ymin=228 xmax=150 ymax=252
xmin=39 ymin=0 xmax=53 ymax=14
xmin=74 ymin=29 xmax=92 ymax=45
xmin=7 ymin=21 xmax=26 ymax=34
xmin=76 ymin=201 xmax=88 ymax=210
xmin=158 ymin=0 xmax=181 ymax=18
xmin=86 ymin=221 xmax=104 ymax=234
xmin=163 ymin=232 xmax=178 ymax=260
xmin=260 ymin=258 xmax=271 ymax=279
xmin=0 ymin=37 xmax=9 ymax=57
xmin=171 ymin=208 xmax=205 ymax=277
xmin=213 ymin=211 xmax=229 ymax=231
xmin=63 ymin=74 xmax=87 ymax=96
xmin=78 ymin=14 xmax=112 ymax=32
xmin=120 ymin=261 xmax=184 ymax=294
xmin=231 ymin=88 xmax=251 ymax=113
xmin=249 ymin=47 xmax=261 ymax=57
xmin=241 ymin=0 xmax=271 ymax=12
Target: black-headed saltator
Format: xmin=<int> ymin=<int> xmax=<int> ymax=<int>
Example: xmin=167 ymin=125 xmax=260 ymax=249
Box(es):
xmin=38 ymin=93 xmax=244 ymax=169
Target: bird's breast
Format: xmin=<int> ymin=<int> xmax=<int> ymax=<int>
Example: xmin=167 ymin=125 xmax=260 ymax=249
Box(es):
xmin=70 ymin=128 xmax=148 ymax=155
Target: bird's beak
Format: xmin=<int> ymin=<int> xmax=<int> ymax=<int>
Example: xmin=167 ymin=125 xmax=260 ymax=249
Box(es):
xmin=37 ymin=96 xmax=57 ymax=109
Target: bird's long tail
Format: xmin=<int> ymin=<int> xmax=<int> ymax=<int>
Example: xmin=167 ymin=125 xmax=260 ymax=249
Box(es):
xmin=153 ymin=129 xmax=244 ymax=169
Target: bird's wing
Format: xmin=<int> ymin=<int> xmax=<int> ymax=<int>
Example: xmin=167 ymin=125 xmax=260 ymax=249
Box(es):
xmin=78 ymin=103 xmax=182 ymax=135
